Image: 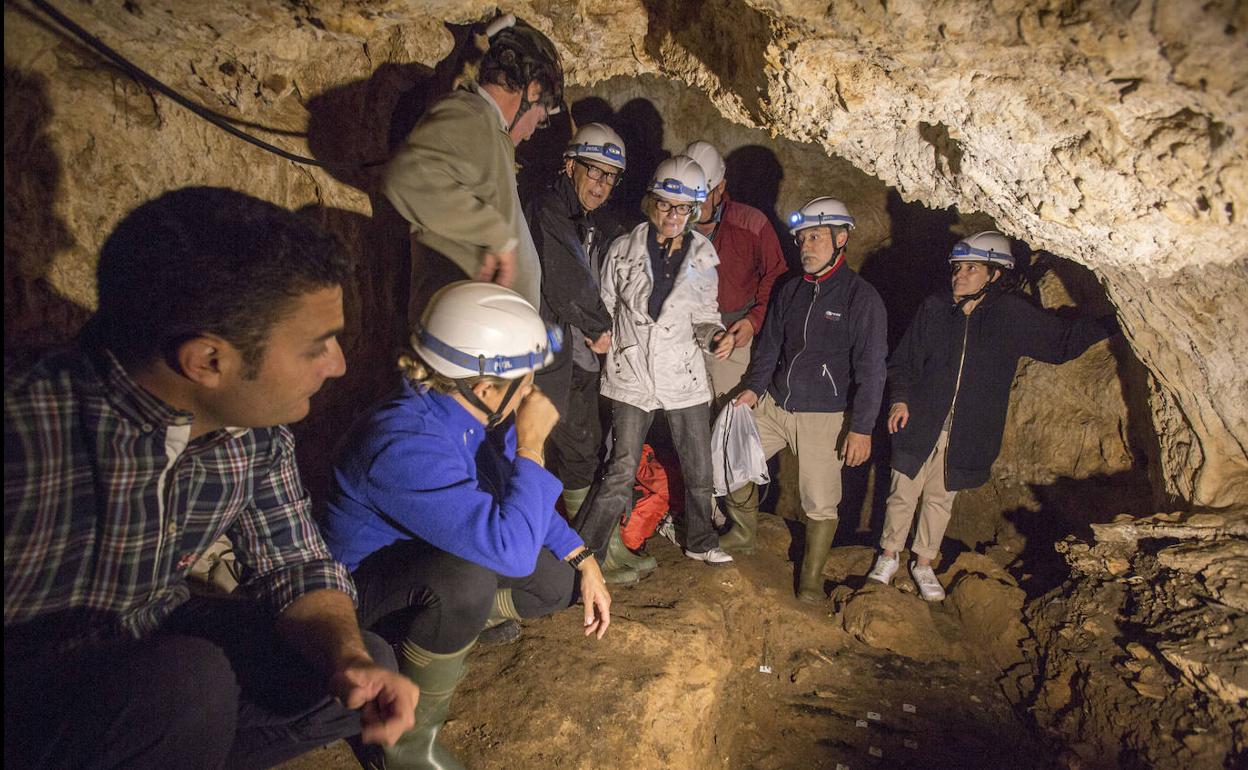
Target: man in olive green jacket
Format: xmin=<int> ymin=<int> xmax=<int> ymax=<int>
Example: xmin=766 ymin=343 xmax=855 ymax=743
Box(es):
xmin=384 ymin=17 xmax=562 ymax=320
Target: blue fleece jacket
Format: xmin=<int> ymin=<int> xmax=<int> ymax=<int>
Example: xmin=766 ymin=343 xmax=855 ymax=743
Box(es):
xmin=321 ymin=381 xmax=584 ymax=576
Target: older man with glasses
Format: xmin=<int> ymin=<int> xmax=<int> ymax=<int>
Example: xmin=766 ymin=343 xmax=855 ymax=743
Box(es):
xmin=731 ymin=197 xmax=888 ymax=602
xmin=524 ymin=123 xmax=635 ymax=582
xmin=384 ymin=15 xmax=563 ymax=317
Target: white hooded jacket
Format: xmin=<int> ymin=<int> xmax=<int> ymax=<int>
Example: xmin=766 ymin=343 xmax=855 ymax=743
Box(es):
xmin=599 ymin=223 xmax=725 ymax=411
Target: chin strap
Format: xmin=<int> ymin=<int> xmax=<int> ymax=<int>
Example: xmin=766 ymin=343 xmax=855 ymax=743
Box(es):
xmin=951 ymin=286 xmax=988 ymax=314
xmin=456 ymin=377 xmax=524 ymax=429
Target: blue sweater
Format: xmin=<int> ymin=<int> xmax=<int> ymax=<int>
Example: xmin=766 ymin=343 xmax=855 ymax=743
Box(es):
xmin=321 ymin=382 xmax=583 ymax=576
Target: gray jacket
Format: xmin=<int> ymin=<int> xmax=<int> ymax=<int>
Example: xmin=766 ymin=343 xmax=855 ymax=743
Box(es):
xmin=599 ymin=223 xmax=724 ymax=411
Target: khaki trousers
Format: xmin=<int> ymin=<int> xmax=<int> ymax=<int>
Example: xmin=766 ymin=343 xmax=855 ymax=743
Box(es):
xmin=704 ymin=345 xmax=751 ymax=403
xmin=753 ymin=393 xmax=844 ymax=521
xmin=880 ymin=429 xmax=957 ymax=560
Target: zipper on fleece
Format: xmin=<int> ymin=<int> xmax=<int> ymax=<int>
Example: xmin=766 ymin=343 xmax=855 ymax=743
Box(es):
xmin=820 ymin=363 xmax=839 ymax=397
xmin=783 ymin=282 xmax=820 ymax=411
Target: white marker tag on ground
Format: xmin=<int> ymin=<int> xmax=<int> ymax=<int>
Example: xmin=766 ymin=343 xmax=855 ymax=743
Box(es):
xmin=904 ymin=738 xmax=919 ymax=750
xmin=902 ymin=703 xmax=917 ymax=713
xmin=836 ymin=764 xmax=850 ymax=770
xmin=758 ymin=665 xmax=772 ymax=674
xmin=869 ymin=746 xmax=883 ymax=758
xmin=855 ymin=719 xmax=868 ymax=728
xmin=866 ymin=711 xmax=882 ymax=721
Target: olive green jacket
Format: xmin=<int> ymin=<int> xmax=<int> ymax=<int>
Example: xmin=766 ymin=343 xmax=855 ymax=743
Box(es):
xmin=383 ymin=86 xmax=541 ymax=307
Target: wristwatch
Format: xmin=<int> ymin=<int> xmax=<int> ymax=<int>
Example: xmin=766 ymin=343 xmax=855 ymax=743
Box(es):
xmin=567 ymin=550 xmax=594 ymax=570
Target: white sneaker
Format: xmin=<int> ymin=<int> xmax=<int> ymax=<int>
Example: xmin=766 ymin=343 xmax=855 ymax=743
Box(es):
xmin=867 ymin=553 xmax=900 ymax=584
xmin=685 ymin=546 xmax=734 ymax=565
xmin=909 ymin=561 xmax=946 ymax=601
xmin=656 ymin=514 xmax=679 ymax=546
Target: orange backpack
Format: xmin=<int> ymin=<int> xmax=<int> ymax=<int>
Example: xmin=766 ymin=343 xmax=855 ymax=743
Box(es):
xmin=621 ymin=443 xmax=684 ymax=550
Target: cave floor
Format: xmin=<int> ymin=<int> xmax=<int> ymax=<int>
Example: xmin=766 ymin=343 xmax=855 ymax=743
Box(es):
xmin=279 ymin=515 xmax=1055 ymax=770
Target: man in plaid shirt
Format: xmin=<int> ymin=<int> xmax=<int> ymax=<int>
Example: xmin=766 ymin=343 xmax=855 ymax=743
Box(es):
xmin=4 ymin=188 xmax=417 ymax=769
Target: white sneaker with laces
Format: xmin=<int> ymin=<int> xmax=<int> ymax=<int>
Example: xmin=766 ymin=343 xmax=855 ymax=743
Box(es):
xmin=867 ymin=553 xmax=900 ymax=584
xmin=685 ymin=546 xmax=734 ymax=565
xmin=909 ymin=561 xmax=946 ymax=601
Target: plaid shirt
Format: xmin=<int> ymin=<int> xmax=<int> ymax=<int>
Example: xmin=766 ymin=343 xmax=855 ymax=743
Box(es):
xmin=4 ymin=346 xmax=355 ymax=653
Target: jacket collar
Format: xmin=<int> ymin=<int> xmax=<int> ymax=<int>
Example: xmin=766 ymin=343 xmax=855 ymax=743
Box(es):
xmin=803 ymin=252 xmax=846 ymax=283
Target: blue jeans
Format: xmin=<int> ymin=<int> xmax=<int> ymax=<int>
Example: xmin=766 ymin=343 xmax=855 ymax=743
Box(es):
xmin=573 ymin=399 xmax=719 ymax=556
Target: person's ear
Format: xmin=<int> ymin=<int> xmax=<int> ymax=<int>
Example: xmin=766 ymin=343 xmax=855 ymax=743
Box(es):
xmin=470 ymin=379 xmax=496 ymax=402
xmin=836 ymin=229 xmax=849 ymax=249
xmin=174 ymin=334 xmax=233 ymax=388
xmin=564 ymin=158 xmax=576 ymax=177
xmin=989 ymin=268 xmax=1002 ymax=283
xmin=526 ymin=80 xmax=543 ymax=103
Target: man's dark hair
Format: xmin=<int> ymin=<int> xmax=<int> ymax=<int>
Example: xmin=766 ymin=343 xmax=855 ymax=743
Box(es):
xmin=92 ymin=187 xmax=352 ymax=378
xmin=478 ymin=20 xmax=563 ymax=108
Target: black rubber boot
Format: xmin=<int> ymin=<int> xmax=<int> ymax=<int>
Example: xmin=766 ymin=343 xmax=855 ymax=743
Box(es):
xmin=717 ymin=483 xmax=758 ymax=555
xmin=796 ymin=517 xmax=839 ymax=604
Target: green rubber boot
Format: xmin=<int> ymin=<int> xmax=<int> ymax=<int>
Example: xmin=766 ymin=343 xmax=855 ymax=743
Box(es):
xmin=717 ymin=483 xmax=759 ymax=555
xmin=380 ymin=639 xmax=475 ymax=769
xmin=796 ymin=517 xmax=839 ymax=604
xmin=599 ymin=537 xmax=641 ymax=586
xmin=478 ymin=588 xmax=521 ymax=646
xmin=606 ymin=525 xmax=657 ymax=575
xmin=562 ymin=486 xmax=590 ymax=521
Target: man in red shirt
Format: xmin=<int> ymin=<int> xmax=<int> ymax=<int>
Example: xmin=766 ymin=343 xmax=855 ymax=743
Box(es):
xmin=683 ymin=141 xmax=788 ymax=402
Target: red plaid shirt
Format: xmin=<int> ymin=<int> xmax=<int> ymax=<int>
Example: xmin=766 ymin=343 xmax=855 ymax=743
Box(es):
xmin=4 ymin=347 xmax=354 ymax=652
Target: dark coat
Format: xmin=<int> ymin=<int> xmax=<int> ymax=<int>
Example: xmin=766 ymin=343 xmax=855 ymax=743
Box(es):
xmin=888 ymin=290 xmax=1119 ymax=490
xmin=525 ymin=175 xmax=616 ymax=343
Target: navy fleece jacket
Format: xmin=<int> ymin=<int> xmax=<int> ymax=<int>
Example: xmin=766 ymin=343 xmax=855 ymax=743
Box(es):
xmin=741 ymin=258 xmax=888 ymax=434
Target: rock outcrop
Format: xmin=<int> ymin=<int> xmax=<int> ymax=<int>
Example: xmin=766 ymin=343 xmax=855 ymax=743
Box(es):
xmin=1023 ymin=510 xmax=1248 ymax=768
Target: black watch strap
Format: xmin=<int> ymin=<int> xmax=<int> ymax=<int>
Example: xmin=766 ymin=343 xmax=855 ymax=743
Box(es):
xmin=568 ymin=550 xmax=593 ymax=570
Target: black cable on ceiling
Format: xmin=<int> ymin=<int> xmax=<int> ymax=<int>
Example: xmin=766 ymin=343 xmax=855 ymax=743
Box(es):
xmin=30 ymin=0 xmax=387 ymax=171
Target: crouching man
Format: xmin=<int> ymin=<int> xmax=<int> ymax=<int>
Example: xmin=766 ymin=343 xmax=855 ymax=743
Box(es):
xmin=3 ymin=187 xmax=418 ymax=769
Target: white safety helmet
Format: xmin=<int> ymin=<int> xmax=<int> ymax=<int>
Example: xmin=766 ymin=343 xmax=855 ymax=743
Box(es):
xmin=788 ymin=197 xmax=855 ymax=235
xmin=949 ymin=231 xmax=1014 ymax=269
xmin=682 ymin=140 xmax=725 ymax=190
xmin=565 ymin=123 xmax=627 ymax=170
xmin=413 ymin=282 xmax=561 ymax=380
xmin=648 ymin=155 xmax=708 ymax=203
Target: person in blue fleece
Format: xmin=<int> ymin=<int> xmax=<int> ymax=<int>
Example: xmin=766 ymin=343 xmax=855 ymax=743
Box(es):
xmin=321 ymin=281 xmax=611 ymax=770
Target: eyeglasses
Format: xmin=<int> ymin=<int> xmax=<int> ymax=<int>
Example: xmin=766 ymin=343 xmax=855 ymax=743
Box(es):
xmin=794 ymin=228 xmax=830 ymax=246
xmin=574 ymin=158 xmax=622 ymax=186
xmin=654 ymin=199 xmax=694 ymax=216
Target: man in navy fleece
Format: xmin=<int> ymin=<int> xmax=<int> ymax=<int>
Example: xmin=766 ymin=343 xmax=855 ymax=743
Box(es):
xmin=732 ymin=197 xmax=888 ymax=603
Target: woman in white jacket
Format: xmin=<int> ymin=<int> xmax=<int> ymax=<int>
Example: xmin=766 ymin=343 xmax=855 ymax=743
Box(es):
xmin=571 ymin=156 xmax=736 ymax=580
